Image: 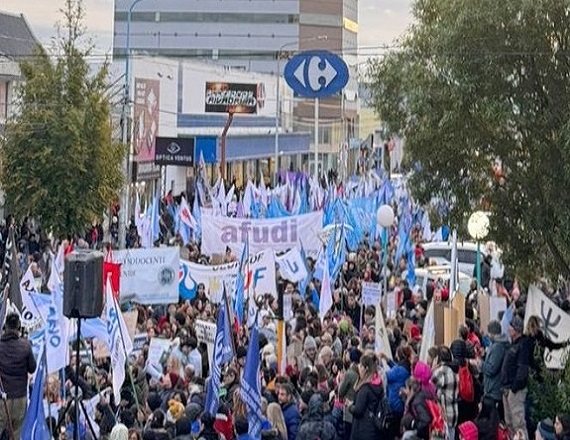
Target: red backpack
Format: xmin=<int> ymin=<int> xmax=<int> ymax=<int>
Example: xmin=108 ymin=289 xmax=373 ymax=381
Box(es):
xmin=426 ymin=398 xmax=447 ymax=439
xmin=458 ymin=364 xmax=475 ymax=402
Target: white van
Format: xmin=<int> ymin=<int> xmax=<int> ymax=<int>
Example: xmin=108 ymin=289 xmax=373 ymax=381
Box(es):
xmin=402 ymin=265 xmax=472 ymax=299
xmin=421 ymin=242 xmax=485 ymax=277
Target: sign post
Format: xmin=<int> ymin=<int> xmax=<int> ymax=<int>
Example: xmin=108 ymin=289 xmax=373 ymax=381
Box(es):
xmin=283 ymin=51 xmax=349 ymax=178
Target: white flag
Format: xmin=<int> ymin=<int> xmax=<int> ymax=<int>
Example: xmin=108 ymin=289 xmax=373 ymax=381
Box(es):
xmin=30 ymin=292 xmax=69 ymax=374
xmin=375 ymin=304 xmax=393 ymax=360
xmin=525 ymin=285 xmax=570 ymax=369
xmin=105 ymin=280 xmax=133 ymax=402
xmin=318 ymin=259 xmax=333 ymax=322
xmin=19 ymin=266 xmax=42 ymax=327
xmin=419 ymin=301 xmax=435 ymax=363
xmin=276 ymin=249 xmax=309 ymax=283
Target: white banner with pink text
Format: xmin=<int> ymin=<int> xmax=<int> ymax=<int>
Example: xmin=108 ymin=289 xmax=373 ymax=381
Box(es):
xmin=200 ymin=211 xmax=323 ymax=255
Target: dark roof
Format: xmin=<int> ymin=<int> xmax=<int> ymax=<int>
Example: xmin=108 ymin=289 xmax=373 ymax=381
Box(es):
xmin=0 ymin=11 xmax=40 ymax=60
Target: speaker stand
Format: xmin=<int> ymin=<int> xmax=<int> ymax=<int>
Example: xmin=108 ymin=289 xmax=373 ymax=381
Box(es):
xmin=56 ymin=318 xmax=98 ymax=440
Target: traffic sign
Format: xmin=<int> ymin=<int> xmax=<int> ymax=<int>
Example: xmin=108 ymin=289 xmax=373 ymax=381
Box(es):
xmin=283 ymin=50 xmax=349 ymax=98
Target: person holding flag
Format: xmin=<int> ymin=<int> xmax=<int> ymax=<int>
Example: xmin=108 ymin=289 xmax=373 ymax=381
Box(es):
xmin=20 ymin=345 xmax=51 ymax=440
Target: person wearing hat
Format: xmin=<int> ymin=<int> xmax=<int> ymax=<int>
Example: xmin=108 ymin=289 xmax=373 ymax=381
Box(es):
xmin=483 ymin=320 xmax=509 ymax=416
xmin=297 ymin=336 xmax=318 ymax=372
xmin=236 ymin=345 xmax=248 ymax=373
xmin=500 ymin=314 xmax=533 ymax=440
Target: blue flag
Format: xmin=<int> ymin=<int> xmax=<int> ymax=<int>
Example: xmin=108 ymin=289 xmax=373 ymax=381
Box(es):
xmin=204 ymin=295 xmax=234 ymax=415
xmin=239 ymin=324 xmax=264 ymax=439
xmin=21 ymin=347 xmax=50 ymax=440
xmin=234 ymin=240 xmax=248 ymax=326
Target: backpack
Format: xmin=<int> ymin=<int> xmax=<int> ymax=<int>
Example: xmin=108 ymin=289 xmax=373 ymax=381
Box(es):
xmin=369 ymin=391 xmax=394 ymax=433
xmin=458 ymin=363 xmax=475 ymax=402
xmin=426 ymin=398 xmax=447 ymax=440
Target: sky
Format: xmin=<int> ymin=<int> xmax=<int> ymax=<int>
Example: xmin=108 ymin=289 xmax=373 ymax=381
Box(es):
xmin=2 ymin=0 xmax=414 ymax=58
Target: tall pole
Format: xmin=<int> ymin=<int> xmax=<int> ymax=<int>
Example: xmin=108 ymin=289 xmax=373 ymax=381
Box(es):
xmin=314 ymin=97 xmax=319 ymax=179
xmin=119 ymin=0 xmax=144 ymax=249
xmin=476 ymin=241 xmax=481 ymax=291
xmin=274 ymin=53 xmax=281 ymax=187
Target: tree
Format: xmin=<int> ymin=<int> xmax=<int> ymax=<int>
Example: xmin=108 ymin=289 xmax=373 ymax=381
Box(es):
xmin=1 ymin=0 xmax=124 ymax=237
xmin=368 ymin=0 xmax=570 ymax=281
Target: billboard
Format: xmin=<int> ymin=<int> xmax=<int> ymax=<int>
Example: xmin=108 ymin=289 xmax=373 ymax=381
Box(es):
xmin=154 ymin=137 xmax=195 ymax=166
xmin=204 ymin=82 xmax=265 ymax=114
xmin=133 ymin=78 xmax=160 ymax=162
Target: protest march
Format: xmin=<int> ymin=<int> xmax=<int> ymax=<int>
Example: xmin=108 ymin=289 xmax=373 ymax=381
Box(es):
xmin=0 ymin=169 xmax=569 ymax=440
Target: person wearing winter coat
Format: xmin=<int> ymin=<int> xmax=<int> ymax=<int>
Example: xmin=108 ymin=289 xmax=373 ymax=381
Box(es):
xmin=338 ymin=348 xmax=361 ymax=440
xmin=381 ymin=346 xmax=412 ymax=440
xmin=401 ymin=377 xmax=433 ymax=440
xmin=278 ymin=382 xmax=301 ymax=440
xmin=483 ymin=320 xmax=509 ymax=413
xmin=348 ymin=353 xmax=384 ymax=440
xmin=296 ymin=394 xmax=338 ymax=440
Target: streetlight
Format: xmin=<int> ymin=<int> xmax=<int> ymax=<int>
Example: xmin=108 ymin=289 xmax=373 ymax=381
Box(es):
xmin=467 ymin=211 xmax=490 ymax=290
xmin=377 ymin=204 xmax=395 ymax=297
xmin=119 ymin=0 xmax=146 ymax=249
xmin=273 ymin=36 xmax=327 ymax=187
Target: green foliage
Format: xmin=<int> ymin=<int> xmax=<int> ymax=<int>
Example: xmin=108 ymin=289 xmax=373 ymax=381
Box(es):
xmin=529 ymin=359 xmax=570 ymax=423
xmin=1 ymin=0 xmax=124 ymax=237
xmin=368 ymin=0 xmax=570 ymax=281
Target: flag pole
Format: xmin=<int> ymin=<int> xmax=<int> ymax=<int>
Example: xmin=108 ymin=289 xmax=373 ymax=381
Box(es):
xmin=110 ymin=289 xmax=141 ymax=415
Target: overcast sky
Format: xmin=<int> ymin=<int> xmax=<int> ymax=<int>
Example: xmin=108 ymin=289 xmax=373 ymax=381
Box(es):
xmin=2 ymin=0 xmax=413 ymax=58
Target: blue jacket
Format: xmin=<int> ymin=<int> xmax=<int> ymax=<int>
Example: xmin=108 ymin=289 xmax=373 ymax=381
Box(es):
xmin=385 ymin=362 xmax=410 ymax=415
xmin=281 ymin=401 xmax=301 ymax=440
xmin=484 ymin=334 xmax=509 ymax=401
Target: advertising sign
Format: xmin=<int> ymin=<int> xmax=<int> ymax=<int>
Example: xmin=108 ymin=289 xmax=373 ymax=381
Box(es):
xmin=155 ymin=137 xmax=195 ymax=166
xmin=205 ymin=82 xmax=264 ymax=114
xmin=133 ymin=78 xmax=160 ymax=162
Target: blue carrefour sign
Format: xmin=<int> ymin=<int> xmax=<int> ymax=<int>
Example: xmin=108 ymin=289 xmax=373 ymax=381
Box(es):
xmin=284 ymin=50 xmax=349 ymax=98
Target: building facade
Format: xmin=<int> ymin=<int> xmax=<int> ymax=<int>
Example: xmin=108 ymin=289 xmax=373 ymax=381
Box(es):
xmin=112 ymin=56 xmax=311 ymax=199
xmin=113 ymin=0 xmax=359 ymax=178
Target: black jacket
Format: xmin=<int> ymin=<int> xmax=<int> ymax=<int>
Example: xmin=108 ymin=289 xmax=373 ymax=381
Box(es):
xmin=405 ymin=390 xmax=433 ymax=440
xmin=0 ymin=329 xmax=36 ymax=398
xmin=297 ymin=394 xmax=337 ymax=440
xmin=349 ymin=378 xmax=383 ymax=440
xmin=501 ymin=334 xmax=533 ymax=392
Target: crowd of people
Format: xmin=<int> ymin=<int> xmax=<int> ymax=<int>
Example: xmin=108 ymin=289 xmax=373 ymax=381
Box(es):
xmin=0 ymin=187 xmax=570 ymax=440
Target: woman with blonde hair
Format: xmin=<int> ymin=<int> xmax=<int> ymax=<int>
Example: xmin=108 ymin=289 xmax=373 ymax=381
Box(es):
xmin=262 ymin=402 xmax=288 ymax=440
xmin=348 ymin=352 xmax=384 ymax=440
xmin=232 ymin=387 xmax=248 ymax=419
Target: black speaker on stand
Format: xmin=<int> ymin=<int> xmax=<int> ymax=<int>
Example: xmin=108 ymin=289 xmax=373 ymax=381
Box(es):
xmin=60 ymin=250 xmax=104 ymax=440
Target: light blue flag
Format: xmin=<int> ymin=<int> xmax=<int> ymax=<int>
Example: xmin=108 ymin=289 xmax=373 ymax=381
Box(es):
xmin=239 ymin=324 xmax=264 ymax=439
xmin=21 ymin=346 xmax=51 ymax=440
xmin=297 ymin=241 xmax=312 ymax=296
xmin=192 ymin=193 xmax=202 ymax=241
xmin=204 ymin=294 xmax=234 ymax=415
xmin=501 ymin=304 xmax=515 ymax=342
xmin=150 ymin=193 xmax=161 ymax=242
xmin=233 ymin=240 xmax=248 ymax=326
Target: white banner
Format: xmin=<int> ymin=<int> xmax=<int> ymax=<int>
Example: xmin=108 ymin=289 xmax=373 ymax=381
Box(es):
xmin=525 ymin=285 xmax=570 ymax=369
xmin=180 ymin=250 xmax=277 ymax=302
xmin=362 ymin=282 xmax=382 ymax=306
xmin=113 ymin=248 xmax=179 ymax=304
xmin=19 ymin=266 xmax=42 ymax=328
xmin=276 ymin=248 xmax=308 ymax=283
xmin=201 ymin=212 xmax=323 ymax=255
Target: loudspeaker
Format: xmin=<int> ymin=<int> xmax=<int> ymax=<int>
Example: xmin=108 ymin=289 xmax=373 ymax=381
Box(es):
xmin=64 ymin=250 xmax=104 ymax=318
